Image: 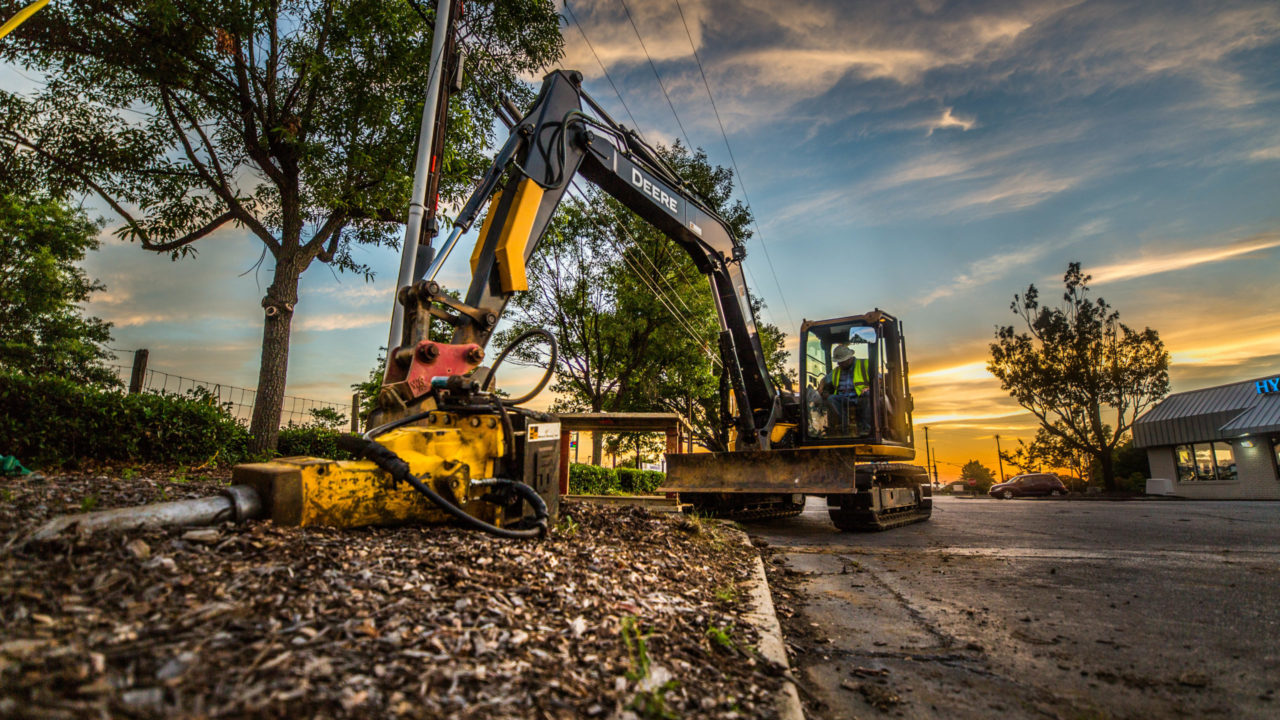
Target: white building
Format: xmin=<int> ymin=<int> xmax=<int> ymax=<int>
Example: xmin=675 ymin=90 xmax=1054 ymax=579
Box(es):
xmin=1134 ymin=376 xmax=1280 ymax=499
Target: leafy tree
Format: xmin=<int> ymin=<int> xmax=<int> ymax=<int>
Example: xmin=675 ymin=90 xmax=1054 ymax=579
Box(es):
xmin=999 ymin=428 xmax=1092 ymax=482
xmin=959 ymin=459 xmax=996 ymax=494
xmin=0 ymin=0 xmax=562 ymax=452
xmin=989 ymin=263 xmax=1168 ymax=491
xmin=603 ymin=432 xmax=665 ymax=469
xmin=498 ymin=142 xmax=792 ymax=461
xmin=350 ymin=348 xmax=386 ymax=432
xmin=0 ymin=192 xmax=117 ymax=386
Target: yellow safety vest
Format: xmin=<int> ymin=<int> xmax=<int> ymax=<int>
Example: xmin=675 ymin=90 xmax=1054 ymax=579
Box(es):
xmin=832 ymin=359 xmax=868 ymax=395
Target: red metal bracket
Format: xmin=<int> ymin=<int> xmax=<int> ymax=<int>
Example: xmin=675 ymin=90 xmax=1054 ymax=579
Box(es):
xmin=404 ymin=340 xmax=483 ymax=398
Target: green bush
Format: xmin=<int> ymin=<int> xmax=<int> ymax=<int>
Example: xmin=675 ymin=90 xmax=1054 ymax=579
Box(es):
xmin=277 ymin=424 xmax=354 ymax=460
xmin=567 ymin=464 xmax=667 ymax=495
xmin=568 ymin=463 xmax=619 ymax=495
xmin=0 ymin=372 xmax=249 ymax=468
xmin=616 ymin=467 xmax=665 ymax=494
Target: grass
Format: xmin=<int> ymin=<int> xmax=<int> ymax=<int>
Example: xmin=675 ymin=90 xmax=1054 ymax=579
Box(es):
xmin=169 ymin=466 xmax=191 ymax=484
xmin=713 ymin=583 xmax=739 ymax=605
xmin=555 ymin=515 xmax=580 ymax=537
xmin=120 ymin=467 xmax=139 ymax=481
xmin=79 ymin=494 xmax=99 ymax=512
xmin=621 ymin=616 xmax=679 ymax=719
xmin=705 ymin=624 xmax=736 ymax=652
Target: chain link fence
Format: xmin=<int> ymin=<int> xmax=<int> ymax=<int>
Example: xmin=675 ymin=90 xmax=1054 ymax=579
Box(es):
xmin=107 ymin=361 xmax=351 ymax=428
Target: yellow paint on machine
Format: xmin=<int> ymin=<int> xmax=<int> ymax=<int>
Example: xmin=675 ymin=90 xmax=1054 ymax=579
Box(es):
xmin=470 ymin=188 xmax=504 ymax=276
xmin=494 ymin=178 xmax=543 ymax=292
xmin=232 ymin=413 xmax=507 ymax=529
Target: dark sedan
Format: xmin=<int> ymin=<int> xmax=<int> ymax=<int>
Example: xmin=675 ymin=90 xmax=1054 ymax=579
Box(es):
xmin=989 ymin=473 xmax=1068 ymax=499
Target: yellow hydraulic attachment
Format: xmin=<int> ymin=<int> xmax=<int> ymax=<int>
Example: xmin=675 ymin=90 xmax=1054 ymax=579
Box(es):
xmin=231 ymin=408 xmax=554 ymax=536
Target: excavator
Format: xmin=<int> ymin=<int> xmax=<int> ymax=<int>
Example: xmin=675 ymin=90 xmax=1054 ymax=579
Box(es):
xmin=232 ymin=70 xmax=931 ymax=535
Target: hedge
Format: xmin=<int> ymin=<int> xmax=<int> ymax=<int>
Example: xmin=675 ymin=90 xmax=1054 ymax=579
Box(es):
xmin=1 ymin=372 xmax=249 ymax=468
xmin=0 ymin=373 xmax=358 ymax=469
xmin=568 ymin=463 xmax=665 ymax=495
xmin=616 ymin=467 xmax=665 ymax=494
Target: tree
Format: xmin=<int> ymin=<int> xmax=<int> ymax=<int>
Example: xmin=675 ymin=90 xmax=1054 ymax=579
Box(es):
xmin=0 ymin=191 xmax=117 ymax=386
xmin=497 ymin=142 xmax=792 ymax=462
xmin=1000 ymin=429 xmax=1093 ymax=486
xmin=989 ymin=263 xmax=1169 ymax=491
xmin=0 ymin=0 xmax=562 ymax=452
xmin=603 ymin=432 xmax=664 ymax=469
xmin=959 ymin=459 xmax=995 ymax=495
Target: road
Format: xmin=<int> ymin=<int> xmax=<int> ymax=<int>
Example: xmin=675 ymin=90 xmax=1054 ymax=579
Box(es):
xmin=749 ymin=495 xmax=1280 ymax=719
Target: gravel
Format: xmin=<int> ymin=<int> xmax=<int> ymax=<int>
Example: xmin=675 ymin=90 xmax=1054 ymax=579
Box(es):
xmin=1 ymin=467 xmax=784 ymax=718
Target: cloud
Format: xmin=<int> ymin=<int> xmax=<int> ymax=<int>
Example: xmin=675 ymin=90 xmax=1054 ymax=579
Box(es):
xmin=1250 ymin=144 xmax=1280 ymax=161
xmin=925 ymin=107 xmax=976 ymax=135
xmin=1089 ymin=232 xmax=1280 ymax=285
xmin=295 ymin=313 xmax=388 ymax=332
xmin=317 ymin=282 xmax=395 ymax=305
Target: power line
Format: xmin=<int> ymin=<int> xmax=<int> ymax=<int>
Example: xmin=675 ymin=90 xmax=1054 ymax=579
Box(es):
xmin=615 ymin=0 xmax=694 ymax=152
xmin=672 ymin=0 xmax=795 ymax=331
xmin=567 ymin=182 xmax=722 ymax=369
xmin=562 ymin=2 xmax=646 ymax=140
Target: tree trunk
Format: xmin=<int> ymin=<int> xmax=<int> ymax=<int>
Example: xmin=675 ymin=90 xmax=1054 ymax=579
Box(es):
xmin=1098 ymin=448 xmax=1117 ymax=492
xmin=590 ymin=396 xmax=604 ymax=465
xmin=1088 ymin=399 xmax=1116 ymax=492
xmin=248 ymin=257 xmax=301 ymax=455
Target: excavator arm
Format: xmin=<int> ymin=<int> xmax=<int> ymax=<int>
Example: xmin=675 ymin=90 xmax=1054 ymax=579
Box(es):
xmin=394 ymin=70 xmax=779 ymax=447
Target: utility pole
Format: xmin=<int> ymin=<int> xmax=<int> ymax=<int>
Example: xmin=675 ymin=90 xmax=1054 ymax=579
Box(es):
xmin=995 ymin=434 xmax=1006 ymax=482
xmin=923 ymin=426 xmax=937 ymax=486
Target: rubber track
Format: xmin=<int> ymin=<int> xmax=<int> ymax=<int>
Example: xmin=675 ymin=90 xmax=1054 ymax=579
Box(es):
xmin=834 ymin=504 xmax=932 ymax=532
xmin=717 ymin=503 xmax=806 ymax=523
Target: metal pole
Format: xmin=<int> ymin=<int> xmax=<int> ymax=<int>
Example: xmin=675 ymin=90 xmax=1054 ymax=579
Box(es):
xmin=995 ymin=433 xmax=1006 ymax=482
xmin=923 ymin=425 xmax=933 ymax=484
xmin=385 ymin=0 xmax=455 ymax=368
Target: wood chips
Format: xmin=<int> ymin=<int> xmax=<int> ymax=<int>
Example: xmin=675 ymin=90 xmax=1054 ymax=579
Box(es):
xmin=1 ymin=469 xmax=784 ymax=718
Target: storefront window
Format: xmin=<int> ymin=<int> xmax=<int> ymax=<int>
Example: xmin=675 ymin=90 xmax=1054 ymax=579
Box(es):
xmin=1174 ymin=442 xmax=1238 ymax=481
xmin=1212 ymin=442 xmax=1236 ymax=482
xmin=1175 ymin=445 xmax=1196 ymax=482
xmin=1194 ymin=445 xmax=1215 ymax=480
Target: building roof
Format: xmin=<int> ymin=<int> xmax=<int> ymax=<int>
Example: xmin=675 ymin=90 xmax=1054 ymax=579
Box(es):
xmin=1133 ymin=375 xmax=1280 ymax=447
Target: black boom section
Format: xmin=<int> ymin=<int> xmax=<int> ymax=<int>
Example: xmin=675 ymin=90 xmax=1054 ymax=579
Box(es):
xmin=447 ymin=70 xmax=777 ymax=444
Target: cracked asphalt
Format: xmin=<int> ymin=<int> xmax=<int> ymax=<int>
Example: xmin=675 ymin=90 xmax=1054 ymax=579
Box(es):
xmin=750 ymin=495 xmax=1280 ymax=719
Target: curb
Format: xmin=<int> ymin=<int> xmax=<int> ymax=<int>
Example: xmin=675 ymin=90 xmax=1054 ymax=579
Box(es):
xmin=732 ymin=530 xmax=805 ymax=720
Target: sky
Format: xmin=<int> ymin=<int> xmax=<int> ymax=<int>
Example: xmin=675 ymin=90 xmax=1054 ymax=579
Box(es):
xmin=13 ymin=0 xmax=1280 ymax=479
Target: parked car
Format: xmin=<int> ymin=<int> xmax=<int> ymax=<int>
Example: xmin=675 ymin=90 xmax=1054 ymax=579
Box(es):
xmin=988 ymin=473 xmax=1068 ymax=499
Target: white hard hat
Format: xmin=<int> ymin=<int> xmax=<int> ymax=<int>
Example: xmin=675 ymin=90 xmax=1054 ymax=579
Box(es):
xmin=833 ymin=344 xmax=854 ymax=364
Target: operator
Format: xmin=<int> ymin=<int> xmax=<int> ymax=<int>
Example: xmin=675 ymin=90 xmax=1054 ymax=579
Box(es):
xmin=820 ymin=342 xmax=870 ymax=435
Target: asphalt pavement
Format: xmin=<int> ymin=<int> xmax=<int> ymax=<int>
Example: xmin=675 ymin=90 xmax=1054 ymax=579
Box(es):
xmin=750 ymin=494 xmax=1280 ymax=719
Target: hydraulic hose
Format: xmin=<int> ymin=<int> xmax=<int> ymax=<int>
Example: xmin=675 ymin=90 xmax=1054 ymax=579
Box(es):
xmin=336 ymin=435 xmax=547 ymax=540
xmin=485 ymin=328 xmax=558 ymax=406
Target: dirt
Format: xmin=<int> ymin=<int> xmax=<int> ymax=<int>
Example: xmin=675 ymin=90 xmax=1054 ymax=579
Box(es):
xmin=1 ymin=468 xmax=784 ymax=719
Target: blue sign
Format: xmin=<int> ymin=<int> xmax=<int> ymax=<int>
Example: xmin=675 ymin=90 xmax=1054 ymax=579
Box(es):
xmin=1255 ymin=377 xmax=1280 ymax=394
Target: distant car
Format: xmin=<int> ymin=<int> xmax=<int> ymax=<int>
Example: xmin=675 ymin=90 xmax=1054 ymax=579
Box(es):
xmin=988 ymin=473 xmax=1068 ymax=499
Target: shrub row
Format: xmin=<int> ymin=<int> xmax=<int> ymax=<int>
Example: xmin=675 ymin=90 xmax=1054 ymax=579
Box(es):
xmin=0 ymin=372 xmax=353 ymax=469
xmin=567 ymin=463 xmax=665 ymax=496
xmin=1 ymin=372 xmax=249 ymax=468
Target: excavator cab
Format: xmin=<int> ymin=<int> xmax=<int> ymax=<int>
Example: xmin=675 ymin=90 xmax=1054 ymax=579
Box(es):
xmin=800 ymin=311 xmax=912 ymax=448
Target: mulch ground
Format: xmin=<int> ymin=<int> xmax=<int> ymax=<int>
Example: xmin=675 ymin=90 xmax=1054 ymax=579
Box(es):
xmin=1 ymin=466 xmax=784 ymax=719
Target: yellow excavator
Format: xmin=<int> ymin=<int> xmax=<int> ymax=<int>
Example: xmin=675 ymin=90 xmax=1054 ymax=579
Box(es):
xmin=231 ymin=70 xmax=931 ymax=535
